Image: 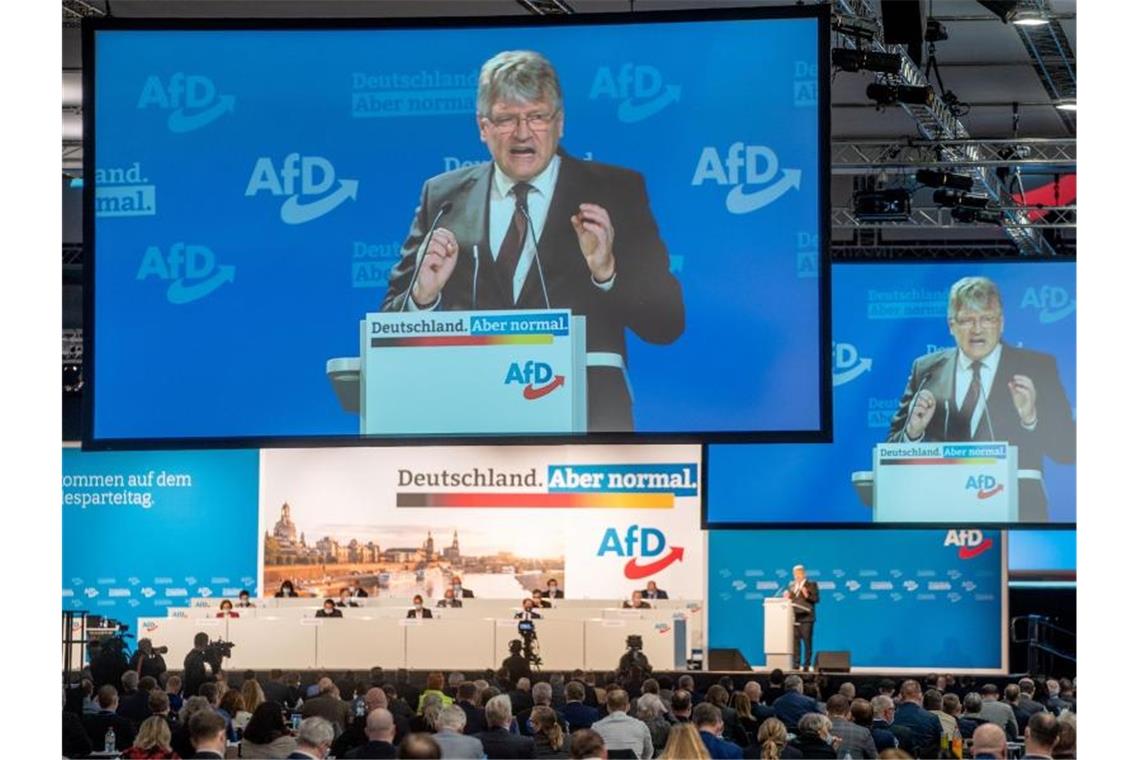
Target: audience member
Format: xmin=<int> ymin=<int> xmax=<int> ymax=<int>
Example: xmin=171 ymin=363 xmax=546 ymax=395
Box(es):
xmin=187 ymin=708 xmax=228 ymax=759
xmin=533 ymin=704 xmax=571 ymax=759
xmin=869 ymin=695 xmax=911 ymax=755
xmin=849 ymin=698 xmax=891 ymax=754
xmin=149 ymin=689 xmax=177 ymax=733
xmin=120 ymin=675 xmax=160 ymax=727
xmin=970 ymin=723 xmax=1007 ymax=759
xmin=1043 ymin=680 xmax=1070 ymax=716
xmin=171 ymin=696 xmax=212 ymax=759
xmin=891 ymin=680 xmax=941 ymax=758
xmin=1024 ymin=711 xmax=1060 ymax=760
xmin=433 ymin=704 xmax=484 ymax=759
xmin=744 ymin=717 xmax=802 ymax=759
xmin=772 ymin=675 xmax=822 ymax=732
xmin=477 ymin=694 xmax=537 ymax=759
xmin=566 ymin=681 xmax=602 ymax=732
xmin=637 ymin=693 xmax=672 ymax=754
xmin=291 ymin=716 xmax=335 ymax=759
xmin=455 ymin=681 xmax=488 ymax=735
xmin=347 ymin=708 xmax=399 ymax=759
xmin=743 ymin=681 xmax=776 ymax=725
xmin=925 ymin=688 xmax=957 ymax=743
xmin=693 ymin=702 xmax=744 ymax=760
xmin=943 ymin=693 xmax=977 ymax=739
xmin=241 ymin=678 xmax=266 ymax=718
xmin=220 ymin=688 xmax=250 ymax=734
xmin=240 ymin=701 xmax=298 ymax=759
xmin=671 ymin=689 xmax=693 ymax=724
xmin=1003 ymin=683 xmax=1031 ymax=735
xmin=790 ymin=714 xmax=836 ymax=759
xmin=121 ymin=715 xmax=178 ymax=759
xmin=705 ymin=685 xmax=749 ymax=747
xmin=262 ymin=669 xmax=290 ymax=706
xmin=569 ymin=728 xmax=608 ymax=760
xmin=765 ymin=671 xmax=786 ymax=706
xmin=64 ymin=701 xmax=93 ymax=758
xmin=1052 ymin=713 xmax=1075 ymax=759
xmin=398 ymin=733 xmax=442 ymax=759
xmin=300 ymin=677 xmax=352 ymax=736
xmin=824 ymin=695 xmax=875 ymax=759
xmin=1017 ymin=679 xmax=1047 ymax=718
xmin=592 ymin=689 xmax=654 ymax=759
xmin=418 ymin=672 xmax=456 ymax=713
xmin=731 ymin=692 xmax=760 ymax=747
xmin=84 ymin=684 xmax=137 ymax=751
xmin=660 ymin=722 xmax=711 ymax=760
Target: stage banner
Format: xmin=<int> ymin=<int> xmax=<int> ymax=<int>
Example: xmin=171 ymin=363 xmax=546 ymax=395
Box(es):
xmin=708 ymin=529 xmax=1006 ymax=671
xmin=258 ymin=445 xmax=702 ymax=601
xmin=62 ymin=447 xmax=260 ymax=632
xmin=708 ymin=260 xmax=1075 ymax=524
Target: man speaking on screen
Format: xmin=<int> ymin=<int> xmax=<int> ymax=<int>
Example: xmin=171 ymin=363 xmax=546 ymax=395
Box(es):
xmin=886 ymin=276 xmax=1075 ymax=521
xmin=381 ymin=50 xmax=684 ymax=432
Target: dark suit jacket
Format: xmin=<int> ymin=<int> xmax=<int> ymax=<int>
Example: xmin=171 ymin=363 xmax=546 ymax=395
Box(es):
xmin=315 ymin=608 xmax=343 ymax=618
xmin=786 ymin=580 xmax=820 ymax=621
xmin=407 ymin=608 xmax=433 ymax=619
xmin=892 ymin=703 xmax=942 ymax=758
xmin=773 ymin=692 xmax=821 ymax=731
xmin=544 ymin=589 xmax=565 ymax=599
xmin=383 ymin=152 xmax=685 ymax=432
xmin=886 ymin=344 xmax=1075 ymax=518
xmin=643 ymin=588 xmax=669 ymax=600
xmin=459 ymin=699 xmax=488 ymax=735
xmin=83 ymin=709 xmax=135 ymax=751
xmin=63 ymin=710 xmax=93 ymax=758
xmin=751 ymin=702 xmax=776 ymax=724
xmin=347 ymin=740 xmax=398 ymax=759
xmin=563 ymin=701 xmax=600 ymax=732
xmin=477 ymin=726 xmax=537 ymax=759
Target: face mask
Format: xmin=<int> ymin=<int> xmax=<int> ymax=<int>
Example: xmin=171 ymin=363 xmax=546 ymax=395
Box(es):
xmin=415 ymin=604 xmax=423 ymax=610
xmin=325 ymin=607 xmax=334 ymax=613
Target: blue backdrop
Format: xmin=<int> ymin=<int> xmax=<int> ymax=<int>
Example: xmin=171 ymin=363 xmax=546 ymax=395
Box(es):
xmin=1009 ymin=530 xmax=1075 ymax=575
xmin=707 ymin=260 xmax=1076 ymax=524
xmin=91 ymin=14 xmax=823 ymax=441
xmin=708 ymin=530 xmax=1006 ymax=670
xmin=62 ymin=448 xmax=260 ymax=633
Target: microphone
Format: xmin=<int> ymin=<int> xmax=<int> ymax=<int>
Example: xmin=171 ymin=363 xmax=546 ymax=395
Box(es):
xmin=400 ymin=200 xmax=454 ymax=311
xmin=471 ymin=244 xmax=480 ymax=309
xmin=518 ymin=205 xmax=551 ymax=310
xmin=979 ymin=372 xmax=996 ymax=441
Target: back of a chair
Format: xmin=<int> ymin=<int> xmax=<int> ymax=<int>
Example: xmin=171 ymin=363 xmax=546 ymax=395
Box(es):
xmin=607 ymin=749 xmax=638 ymax=760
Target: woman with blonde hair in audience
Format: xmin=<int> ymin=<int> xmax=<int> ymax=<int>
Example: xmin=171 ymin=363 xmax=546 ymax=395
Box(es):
xmin=121 ymin=715 xmax=178 ymax=759
xmin=241 ymin=678 xmax=266 ymax=716
xmin=746 ymin=717 xmax=802 ymax=759
xmin=659 ymin=722 xmax=711 ymax=760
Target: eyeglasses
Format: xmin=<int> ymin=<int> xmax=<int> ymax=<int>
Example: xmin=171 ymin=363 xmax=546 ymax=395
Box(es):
xmin=484 ymin=110 xmax=559 ymax=133
xmin=953 ymin=314 xmax=1001 ymax=329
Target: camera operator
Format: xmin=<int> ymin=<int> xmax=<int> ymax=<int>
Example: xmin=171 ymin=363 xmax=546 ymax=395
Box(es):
xmin=90 ymin=636 xmax=130 ymax=689
xmin=183 ymin=632 xmax=214 ymax=698
xmin=503 ymin=640 xmax=533 ymax=684
xmin=618 ymin=636 xmax=652 ymax=682
xmin=128 ymin=638 xmax=168 ymax=680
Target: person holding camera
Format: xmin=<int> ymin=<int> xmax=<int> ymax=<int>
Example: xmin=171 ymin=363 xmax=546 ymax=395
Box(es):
xmin=182 ymin=633 xmax=215 ymax=699
xmin=502 ymin=640 xmax=533 ymax=684
xmin=129 ymin=638 xmax=168 ymax=680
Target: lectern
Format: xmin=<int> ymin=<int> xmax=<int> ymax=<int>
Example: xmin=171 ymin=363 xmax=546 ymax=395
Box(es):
xmin=327 ymin=309 xmax=588 ymax=435
xmin=763 ymin=597 xmax=795 ymax=670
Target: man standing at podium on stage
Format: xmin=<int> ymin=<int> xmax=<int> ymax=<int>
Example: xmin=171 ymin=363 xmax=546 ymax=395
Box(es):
xmin=783 ymin=565 xmax=818 ymax=671
xmin=382 ymin=50 xmax=685 ymax=432
xmin=886 ymin=276 xmax=1075 ymax=522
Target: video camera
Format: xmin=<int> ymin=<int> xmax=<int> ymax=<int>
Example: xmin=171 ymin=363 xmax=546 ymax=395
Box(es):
xmin=513 ymin=620 xmax=542 ymax=670
xmin=204 ymin=639 xmax=235 ymax=671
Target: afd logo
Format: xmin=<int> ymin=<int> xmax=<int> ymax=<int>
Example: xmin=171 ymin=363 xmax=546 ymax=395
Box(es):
xmin=245 ymin=154 xmax=359 ymax=224
xmin=143 ymin=621 xmax=158 ymax=633
xmin=833 ymin=342 xmax=872 ymax=386
xmin=589 ymin=64 xmax=680 ymax=123
xmin=1021 ymin=285 xmax=1075 ymax=324
xmin=965 ymin=474 xmax=1004 ymax=500
xmin=137 ymin=243 xmax=234 ymax=304
xmin=597 ymin=525 xmax=685 ymax=580
xmin=137 ymin=74 xmax=234 ymax=133
xmin=692 ymin=143 xmax=801 ymax=214
xmin=504 ymin=361 xmax=565 ymax=400
xmin=944 ymin=529 xmax=993 ymax=560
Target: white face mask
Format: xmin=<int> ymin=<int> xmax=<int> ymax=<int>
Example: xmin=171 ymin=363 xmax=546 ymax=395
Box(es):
xmin=415 ymin=603 xmax=423 ymax=610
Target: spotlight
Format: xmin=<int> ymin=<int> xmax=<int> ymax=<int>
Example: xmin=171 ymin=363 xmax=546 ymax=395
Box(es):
xmin=934 ymin=189 xmax=990 ymax=209
xmin=1012 ymin=11 xmax=1050 ymax=26
xmin=853 ymin=188 xmax=912 ymax=221
xmin=976 ymin=0 xmax=1018 ymax=23
xmin=924 ymin=19 xmax=949 ymax=43
xmin=867 ymin=82 xmax=935 ymax=107
xmin=915 ymin=169 xmax=974 ymax=191
xmin=833 ymin=48 xmax=903 ymax=74
xmin=1055 ymin=100 xmax=1077 ymax=112
xmin=952 ymin=206 xmax=1004 ymax=225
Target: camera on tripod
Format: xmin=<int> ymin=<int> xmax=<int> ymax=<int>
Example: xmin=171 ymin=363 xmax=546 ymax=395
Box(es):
xmin=204 ymin=639 xmax=235 ymax=671
xmin=512 ymin=619 xmax=543 ymax=669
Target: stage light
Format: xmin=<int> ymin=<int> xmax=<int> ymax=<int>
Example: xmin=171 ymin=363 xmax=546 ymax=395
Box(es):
xmin=915 ymin=169 xmax=974 ymax=191
xmin=1055 ymin=100 xmax=1077 ymax=112
xmin=924 ymin=19 xmax=949 ymax=43
xmin=832 ymin=48 xmax=903 ymax=75
xmin=867 ymin=82 xmax=935 ymax=107
xmin=934 ymin=189 xmax=991 ymax=209
xmin=952 ymin=206 xmax=1004 ymax=225
xmin=976 ymin=0 xmax=1018 ymax=23
xmin=853 ymin=188 xmax=912 ymax=222
xmin=1012 ymin=11 xmax=1050 ymax=26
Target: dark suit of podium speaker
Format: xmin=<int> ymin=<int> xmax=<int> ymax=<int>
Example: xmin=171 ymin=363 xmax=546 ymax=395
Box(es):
xmin=886 ymin=276 xmax=1075 ymax=522
xmin=783 ymin=568 xmax=819 ymax=671
xmin=381 ymin=50 xmax=684 ymax=432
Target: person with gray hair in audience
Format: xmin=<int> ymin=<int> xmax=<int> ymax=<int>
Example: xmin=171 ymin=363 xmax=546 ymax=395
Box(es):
xmin=970 ymin=722 xmax=1007 ymax=759
xmin=869 ymin=695 xmax=909 ymax=755
xmin=521 ymin=681 xmax=569 ymax=737
xmin=1044 ymin=680 xmax=1071 ymax=715
xmin=791 ymin=713 xmax=837 ymax=758
xmin=636 ymin=692 xmax=672 ymax=754
xmin=742 ymin=681 xmax=776 ymax=725
xmin=289 ymin=716 xmax=335 ymax=759
xmin=477 ymin=693 xmax=537 ymax=758
xmin=772 ymin=675 xmax=822 ymax=732
xmin=592 ymin=689 xmax=654 ymax=759
xmin=431 ymin=704 xmax=484 ymax=759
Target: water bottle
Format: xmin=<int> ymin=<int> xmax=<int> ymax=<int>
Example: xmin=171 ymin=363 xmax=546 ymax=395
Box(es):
xmin=356 ymin=699 xmax=365 ymax=718
xmin=104 ymin=727 xmax=116 ymax=753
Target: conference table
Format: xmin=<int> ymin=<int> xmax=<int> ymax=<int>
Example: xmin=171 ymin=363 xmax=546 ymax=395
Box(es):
xmin=140 ymin=597 xmax=698 ymax=671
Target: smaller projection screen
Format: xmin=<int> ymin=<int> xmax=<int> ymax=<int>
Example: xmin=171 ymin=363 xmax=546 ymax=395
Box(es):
xmin=85 ymin=7 xmax=828 ymax=446
xmin=706 ymin=259 xmax=1075 ymax=527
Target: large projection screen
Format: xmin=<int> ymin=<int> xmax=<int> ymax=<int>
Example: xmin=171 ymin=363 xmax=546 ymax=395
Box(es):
xmin=84 ymin=7 xmax=829 ymax=447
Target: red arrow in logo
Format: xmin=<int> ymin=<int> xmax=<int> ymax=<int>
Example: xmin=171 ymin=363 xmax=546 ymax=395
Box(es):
xmin=958 ymin=538 xmax=993 ymax=560
xmin=977 ymin=484 xmax=1004 ymax=500
xmin=522 ymin=375 xmax=565 ymax=400
xmin=624 ymin=547 xmax=685 ymax=580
